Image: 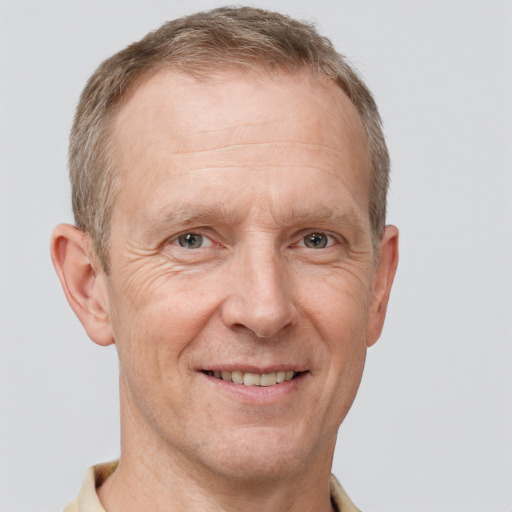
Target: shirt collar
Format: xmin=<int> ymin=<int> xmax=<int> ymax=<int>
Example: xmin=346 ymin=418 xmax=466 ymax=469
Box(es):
xmin=64 ymin=461 xmax=360 ymax=512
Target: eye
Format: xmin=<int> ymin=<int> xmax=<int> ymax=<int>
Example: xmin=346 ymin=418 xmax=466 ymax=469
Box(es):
xmin=301 ymin=232 xmax=333 ymax=249
xmin=176 ymin=233 xmax=213 ymax=249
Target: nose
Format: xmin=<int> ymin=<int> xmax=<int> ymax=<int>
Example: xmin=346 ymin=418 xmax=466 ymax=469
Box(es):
xmin=220 ymin=245 xmax=298 ymax=338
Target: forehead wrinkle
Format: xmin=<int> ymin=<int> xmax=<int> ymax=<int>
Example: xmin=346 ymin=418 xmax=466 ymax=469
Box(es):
xmin=170 ymin=140 xmax=344 ymax=157
xmin=166 ymin=165 xmax=354 ymax=177
xmin=165 ymin=118 xmax=309 ymax=140
xmin=146 ymin=131 xmax=352 ymax=170
xmin=164 ymin=141 xmax=358 ymax=178
xmin=164 ymin=115 xmax=354 ymax=153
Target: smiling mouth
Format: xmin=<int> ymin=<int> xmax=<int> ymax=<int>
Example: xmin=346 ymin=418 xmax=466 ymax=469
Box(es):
xmin=202 ymin=370 xmax=303 ymax=387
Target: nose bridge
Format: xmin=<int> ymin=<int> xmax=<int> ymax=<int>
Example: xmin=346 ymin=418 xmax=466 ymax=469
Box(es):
xmin=222 ymin=236 xmax=297 ymax=338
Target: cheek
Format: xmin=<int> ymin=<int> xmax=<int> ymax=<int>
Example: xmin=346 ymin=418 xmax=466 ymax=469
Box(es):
xmin=301 ymin=272 xmax=371 ymax=400
xmin=302 ymin=271 xmax=373 ymax=344
xmin=109 ymin=273 xmax=221 ymax=370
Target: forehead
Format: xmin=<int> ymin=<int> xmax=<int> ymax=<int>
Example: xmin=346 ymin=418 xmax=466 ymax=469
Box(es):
xmin=113 ymin=68 xmax=368 ymax=155
xmin=110 ymin=69 xmax=371 ymax=226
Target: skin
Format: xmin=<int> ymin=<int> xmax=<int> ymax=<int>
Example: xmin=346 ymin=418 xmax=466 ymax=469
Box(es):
xmin=52 ymin=70 xmax=398 ymax=512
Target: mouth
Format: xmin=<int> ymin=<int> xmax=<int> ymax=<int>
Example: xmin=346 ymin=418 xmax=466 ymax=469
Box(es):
xmin=202 ymin=369 xmax=304 ymax=387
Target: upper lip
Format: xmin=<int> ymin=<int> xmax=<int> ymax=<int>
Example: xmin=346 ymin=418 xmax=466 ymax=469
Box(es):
xmin=200 ymin=364 xmax=307 ymax=374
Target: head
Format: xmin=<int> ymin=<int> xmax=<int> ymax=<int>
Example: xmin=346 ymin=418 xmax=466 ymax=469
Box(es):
xmin=52 ymin=6 xmax=398 ymax=488
xmin=69 ymin=6 xmax=390 ymax=273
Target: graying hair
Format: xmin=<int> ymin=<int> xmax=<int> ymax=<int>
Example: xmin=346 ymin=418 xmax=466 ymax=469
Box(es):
xmin=69 ymin=6 xmax=390 ymax=271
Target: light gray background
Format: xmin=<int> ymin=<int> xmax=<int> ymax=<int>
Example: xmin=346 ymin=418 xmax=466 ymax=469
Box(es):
xmin=1 ymin=1 xmax=511 ymax=510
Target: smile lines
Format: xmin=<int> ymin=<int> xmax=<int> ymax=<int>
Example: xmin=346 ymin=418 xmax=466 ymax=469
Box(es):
xmin=203 ymin=370 xmax=299 ymax=387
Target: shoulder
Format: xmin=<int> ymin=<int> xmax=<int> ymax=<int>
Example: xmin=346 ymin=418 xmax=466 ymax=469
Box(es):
xmin=330 ymin=474 xmax=361 ymax=512
xmin=62 ymin=461 xmax=118 ymax=512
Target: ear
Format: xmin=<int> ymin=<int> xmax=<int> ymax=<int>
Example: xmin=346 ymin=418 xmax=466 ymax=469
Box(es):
xmin=50 ymin=224 xmax=114 ymax=346
xmin=366 ymin=225 xmax=399 ymax=347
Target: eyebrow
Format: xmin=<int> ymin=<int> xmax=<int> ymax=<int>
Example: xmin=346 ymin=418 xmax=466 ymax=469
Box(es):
xmin=276 ymin=207 xmax=366 ymax=230
xmin=140 ymin=202 xmax=368 ymax=239
xmin=146 ymin=203 xmax=244 ymax=229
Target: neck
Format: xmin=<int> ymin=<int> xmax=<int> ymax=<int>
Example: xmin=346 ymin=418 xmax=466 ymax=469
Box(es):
xmin=98 ymin=457 xmax=335 ymax=512
xmin=98 ymin=392 xmax=337 ymax=512
xmin=98 ymin=376 xmax=336 ymax=512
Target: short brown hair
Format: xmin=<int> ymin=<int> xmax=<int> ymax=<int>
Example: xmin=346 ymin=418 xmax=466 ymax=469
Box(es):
xmin=69 ymin=6 xmax=390 ymax=271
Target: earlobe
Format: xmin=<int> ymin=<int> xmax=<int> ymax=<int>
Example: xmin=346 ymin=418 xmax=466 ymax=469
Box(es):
xmin=50 ymin=224 xmax=114 ymax=346
xmin=366 ymin=225 xmax=399 ymax=347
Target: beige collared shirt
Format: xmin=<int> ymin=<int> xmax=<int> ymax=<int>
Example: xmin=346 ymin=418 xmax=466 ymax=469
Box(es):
xmin=63 ymin=461 xmax=360 ymax=512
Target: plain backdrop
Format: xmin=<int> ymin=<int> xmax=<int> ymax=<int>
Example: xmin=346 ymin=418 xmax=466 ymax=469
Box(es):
xmin=1 ymin=1 xmax=511 ymax=511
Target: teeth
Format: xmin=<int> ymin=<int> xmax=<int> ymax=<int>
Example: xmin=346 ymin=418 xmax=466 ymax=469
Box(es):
xmin=206 ymin=370 xmax=298 ymax=386
xmin=260 ymin=373 xmax=277 ymax=386
xmin=231 ymin=371 xmax=244 ymax=384
xmin=243 ymin=373 xmax=260 ymax=386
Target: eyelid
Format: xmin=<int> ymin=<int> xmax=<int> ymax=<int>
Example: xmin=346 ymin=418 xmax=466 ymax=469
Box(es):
xmin=165 ymin=228 xmax=344 ymax=250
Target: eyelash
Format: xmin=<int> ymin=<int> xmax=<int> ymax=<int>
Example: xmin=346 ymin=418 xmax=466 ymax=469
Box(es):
xmin=170 ymin=230 xmax=341 ymax=250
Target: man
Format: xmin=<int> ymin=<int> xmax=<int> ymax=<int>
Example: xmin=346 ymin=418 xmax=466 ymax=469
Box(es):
xmin=51 ymin=6 xmax=398 ymax=512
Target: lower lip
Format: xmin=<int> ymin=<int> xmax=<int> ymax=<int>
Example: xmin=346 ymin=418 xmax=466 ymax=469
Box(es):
xmin=202 ymin=372 xmax=308 ymax=404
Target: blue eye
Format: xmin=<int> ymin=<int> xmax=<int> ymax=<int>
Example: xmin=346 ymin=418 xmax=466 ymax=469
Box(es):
xmin=177 ymin=233 xmax=205 ymax=249
xmin=303 ymin=232 xmax=330 ymax=249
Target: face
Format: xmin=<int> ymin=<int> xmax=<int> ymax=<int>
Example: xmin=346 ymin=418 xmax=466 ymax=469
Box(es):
xmin=102 ymin=70 xmax=389 ymax=480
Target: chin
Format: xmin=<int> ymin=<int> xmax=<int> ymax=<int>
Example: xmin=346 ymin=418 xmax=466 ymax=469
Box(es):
xmin=190 ymin=425 xmax=328 ymax=483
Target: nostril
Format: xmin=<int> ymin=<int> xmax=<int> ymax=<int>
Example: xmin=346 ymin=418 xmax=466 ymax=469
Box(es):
xmin=219 ymin=265 xmax=298 ymax=338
